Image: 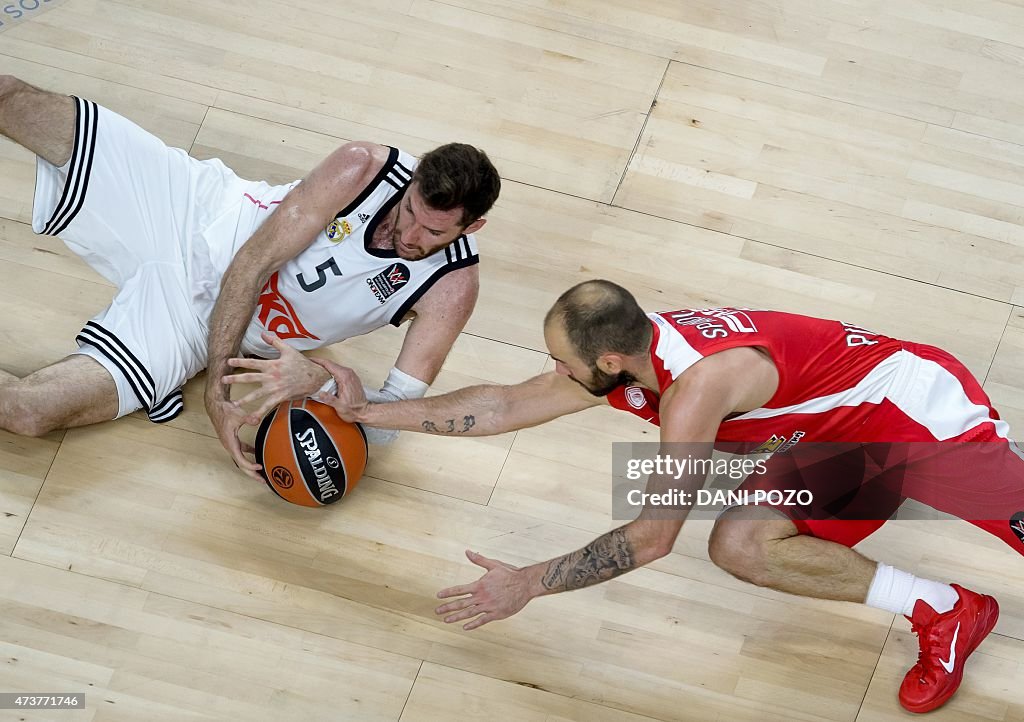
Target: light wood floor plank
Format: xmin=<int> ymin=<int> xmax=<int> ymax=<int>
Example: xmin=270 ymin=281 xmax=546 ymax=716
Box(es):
xmin=0 ymin=554 xmax=421 ymax=721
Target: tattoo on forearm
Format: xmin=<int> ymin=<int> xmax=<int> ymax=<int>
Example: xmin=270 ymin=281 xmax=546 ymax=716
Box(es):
xmin=420 ymin=415 xmax=476 ymax=434
xmin=541 ymin=527 xmax=635 ymax=592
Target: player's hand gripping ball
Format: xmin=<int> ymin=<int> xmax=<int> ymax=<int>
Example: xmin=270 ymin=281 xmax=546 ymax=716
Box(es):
xmin=254 ymin=398 xmax=368 ymax=506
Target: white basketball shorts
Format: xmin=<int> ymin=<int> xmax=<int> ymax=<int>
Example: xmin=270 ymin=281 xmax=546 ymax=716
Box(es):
xmin=31 ymin=97 xmax=262 ymax=422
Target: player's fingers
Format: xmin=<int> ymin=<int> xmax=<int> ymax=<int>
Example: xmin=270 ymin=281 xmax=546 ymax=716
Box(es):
xmin=262 ymin=330 xmax=287 ymax=350
xmin=435 ymin=597 xmax=477 ymax=615
xmin=226 ymin=434 xmax=261 ymax=473
xmin=311 ymin=357 xmax=345 ymax=377
xmin=463 ymin=612 xmax=499 ymax=631
xmin=250 ymin=397 xmax=283 ymax=423
xmin=234 ymin=386 xmax=272 ymax=408
xmin=227 ymin=357 xmax=269 ymax=371
xmin=239 ymin=440 xmax=256 ymax=454
xmin=443 ymin=606 xmax=482 ymax=624
xmin=223 ymin=372 xmax=266 ymax=386
xmin=466 ymin=550 xmax=499 ymax=570
xmin=437 ymin=584 xmax=475 ymax=599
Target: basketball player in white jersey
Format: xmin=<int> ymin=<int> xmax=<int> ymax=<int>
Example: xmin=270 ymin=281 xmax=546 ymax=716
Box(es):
xmin=314 ymin=280 xmax=1022 ymax=714
xmin=0 ymin=76 xmax=500 ymax=479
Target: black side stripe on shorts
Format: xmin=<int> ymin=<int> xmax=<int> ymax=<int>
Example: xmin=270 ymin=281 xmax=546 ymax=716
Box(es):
xmin=42 ymin=97 xmax=99 ymax=237
xmin=75 ymin=321 xmax=155 ymax=412
xmin=148 ymin=389 xmax=184 ymax=423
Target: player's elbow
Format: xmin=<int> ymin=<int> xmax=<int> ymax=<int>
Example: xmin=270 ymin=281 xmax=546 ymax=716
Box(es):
xmin=649 ymin=538 xmax=675 ymax=562
xmin=636 ymin=520 xmax=680 ymax=563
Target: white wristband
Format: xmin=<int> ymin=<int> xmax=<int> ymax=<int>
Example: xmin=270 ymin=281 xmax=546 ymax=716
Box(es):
xmin=362 ymin=367 xmax=429 ymax=445
xmin=316 ymin=376 xmax=338 ymax=397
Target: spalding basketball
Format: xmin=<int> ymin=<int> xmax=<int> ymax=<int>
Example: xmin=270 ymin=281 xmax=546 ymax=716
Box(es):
xmin=254 ymin=398 xmax=368 ymax=507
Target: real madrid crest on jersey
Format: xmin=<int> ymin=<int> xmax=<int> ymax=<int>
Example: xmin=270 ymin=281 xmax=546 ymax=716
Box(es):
xmin=325 ymin=218 xmax=353 ymax=243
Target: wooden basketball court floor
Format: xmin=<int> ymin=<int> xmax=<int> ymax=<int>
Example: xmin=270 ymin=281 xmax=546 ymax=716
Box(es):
xmin=1 ymin=1 xmax=1023 ymax=719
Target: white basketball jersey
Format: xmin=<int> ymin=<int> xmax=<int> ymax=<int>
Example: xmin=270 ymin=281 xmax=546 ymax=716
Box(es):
xmin=224 ymin=147 xmax=479 ymax=357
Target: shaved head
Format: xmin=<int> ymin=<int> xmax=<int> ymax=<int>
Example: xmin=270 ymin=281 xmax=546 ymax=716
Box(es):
xmin=545 ymin=280 xmax=652 ymax=366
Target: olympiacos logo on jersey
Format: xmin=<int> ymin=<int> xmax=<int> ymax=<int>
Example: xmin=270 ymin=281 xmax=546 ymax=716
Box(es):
xmin=670 ymin=308 xmax=758 ymax=339
xmin=625 ymin=387 xmax=647 ymax=409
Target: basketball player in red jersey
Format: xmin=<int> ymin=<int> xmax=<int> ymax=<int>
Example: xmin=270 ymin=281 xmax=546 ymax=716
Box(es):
xmin=0 ymin=76 xmax=500 ymax=480
xmin=316 ymin=279 xmax=1020 ymax=714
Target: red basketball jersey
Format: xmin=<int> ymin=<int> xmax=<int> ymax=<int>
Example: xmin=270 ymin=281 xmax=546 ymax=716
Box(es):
xmin=605 ymin=309 xmax=1000 ymax=446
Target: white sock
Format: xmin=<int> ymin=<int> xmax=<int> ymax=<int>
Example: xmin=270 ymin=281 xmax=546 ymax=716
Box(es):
xmin=865 ymin=563 xmax=959 ymax=616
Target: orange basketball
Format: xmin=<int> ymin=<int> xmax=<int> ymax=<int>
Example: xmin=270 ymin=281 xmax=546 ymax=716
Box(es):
xmin=254 ymin=398 xmax=368 ymax=507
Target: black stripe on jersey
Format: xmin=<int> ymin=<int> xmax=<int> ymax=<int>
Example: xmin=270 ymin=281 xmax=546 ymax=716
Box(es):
xmin=383 ymin=172 xmax=406 ymax=191
xmin=43 ymin=97 xmax=98 ymax=236
xmin=444 ymin=246 xmax=453 ymax=264
xmin=393 ymin=160 xmax=413 ymax=183
xmin=460 ymin=236 xmax=475 ymax=261
xmin=450 ymin=238 xmax=463 ymax=262
xmin=76 ymin=321 xmax=155 ymax=411
xmin=148 ymin=389 xmax=184 ymax=423
xmin=388 ymin=251 xmax=480 ymax=327
xmin=336 ymin=146 xmax=399 ymax=218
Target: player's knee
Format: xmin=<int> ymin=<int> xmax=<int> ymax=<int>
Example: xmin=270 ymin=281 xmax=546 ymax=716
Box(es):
xmin=3 ymin=413 xmax=55 ymax=438
xmin=0 ymin=75 xmax=21 ymax=102
xmin=708 ymin=517 xmax=775 ymax=587
xmin=0 ymin=390 xmax=59 ymax=437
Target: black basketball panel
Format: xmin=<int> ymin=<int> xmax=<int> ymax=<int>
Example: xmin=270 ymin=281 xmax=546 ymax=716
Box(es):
xmin=289 ymin=408 xmax=348 ymax=504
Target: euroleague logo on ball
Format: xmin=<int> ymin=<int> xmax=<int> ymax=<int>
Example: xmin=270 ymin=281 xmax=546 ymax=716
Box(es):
xmin=271 ymin=466 xmax=295 ymax=489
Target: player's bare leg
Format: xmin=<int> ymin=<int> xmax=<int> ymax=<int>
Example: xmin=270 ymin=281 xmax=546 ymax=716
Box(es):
xmin=0 ymin=355 xmax=119 ymax=437
xmin=0 ymin=74 xmax=76 ymax=166
xmin=707 ymin=505 xmax=877 ymax=601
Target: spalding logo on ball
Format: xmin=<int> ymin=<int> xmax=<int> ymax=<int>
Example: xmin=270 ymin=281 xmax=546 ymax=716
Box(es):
xmin=254 ymin=398 xmax=368 ymax=507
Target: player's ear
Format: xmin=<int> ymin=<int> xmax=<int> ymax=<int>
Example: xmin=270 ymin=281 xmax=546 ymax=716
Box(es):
xmin=598 ymin=353 xmax=624 ymax=373
xmin=463 ymin=217 xmax=486 ymax=234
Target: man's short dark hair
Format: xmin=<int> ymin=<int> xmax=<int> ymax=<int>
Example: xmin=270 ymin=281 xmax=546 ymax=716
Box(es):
xmin=545 ymin=280 xmax=652 ymax=364
xmin=412 ymin=143 xmax=501 ymax=227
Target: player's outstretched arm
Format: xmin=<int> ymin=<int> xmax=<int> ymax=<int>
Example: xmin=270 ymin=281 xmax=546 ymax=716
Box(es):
xmin=433 ymin=352 xmax=762 ymax=630
xmin=314 ymin=362 xmax=602 ymax=436
xmin=204 ymin=142 xmax=386 ymax=478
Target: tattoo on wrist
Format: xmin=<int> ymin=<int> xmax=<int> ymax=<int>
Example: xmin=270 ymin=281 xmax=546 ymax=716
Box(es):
xmin=421 ymin=416 xmax=476 ymax=434
xmin=541 ymin=527 xmax=635 ymax=592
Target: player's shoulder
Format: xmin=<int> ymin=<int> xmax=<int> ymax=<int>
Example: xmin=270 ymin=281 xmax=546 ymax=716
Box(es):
xmin=414 ymin=263 xmax=479 ymax=310
xmin=324 ymin=141 xmax=393 ymax=184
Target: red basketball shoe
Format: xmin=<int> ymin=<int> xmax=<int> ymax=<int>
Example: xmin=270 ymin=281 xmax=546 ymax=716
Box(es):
xmin=899 ymin=584 xmax=999 ymax=713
